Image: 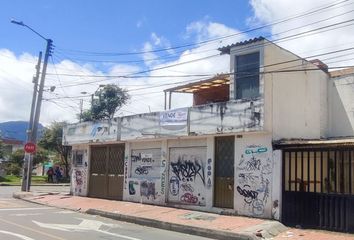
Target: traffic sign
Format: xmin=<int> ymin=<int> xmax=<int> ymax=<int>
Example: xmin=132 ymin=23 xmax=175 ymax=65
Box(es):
xmin=24 ymin=142 xmax=36 ymax=154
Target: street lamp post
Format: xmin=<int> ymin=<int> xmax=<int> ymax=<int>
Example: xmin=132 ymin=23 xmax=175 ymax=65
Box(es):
xmin=11 ymin=20 xmax=54 ymax=192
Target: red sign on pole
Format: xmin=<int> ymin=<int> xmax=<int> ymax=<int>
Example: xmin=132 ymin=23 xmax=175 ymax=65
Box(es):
xmin=24 ymin=142 xmax=36 ymax=154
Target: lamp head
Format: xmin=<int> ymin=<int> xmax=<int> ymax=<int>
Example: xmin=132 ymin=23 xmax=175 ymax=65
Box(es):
xmin=11 ymin=19 xmax=25 ymax=26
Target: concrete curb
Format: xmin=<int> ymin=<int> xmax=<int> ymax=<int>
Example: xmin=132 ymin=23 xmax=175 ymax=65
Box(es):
xmin=13 ymin=193 xmax=83 ymax=213
xmin=241 ymin=221 xmax=288 ymax=239
xmin=86 ymin=208 xmax=259 ymax=240
xmin=13 ymin=191 xmax=34 ymax=199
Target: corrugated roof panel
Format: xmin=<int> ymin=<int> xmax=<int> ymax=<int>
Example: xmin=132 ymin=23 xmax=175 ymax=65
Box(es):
xmin=218 ymin=36 xmax=265 ymax=54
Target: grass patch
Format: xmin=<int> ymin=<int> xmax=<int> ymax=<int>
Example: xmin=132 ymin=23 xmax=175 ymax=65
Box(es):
xmin=0 ymin=175 xmax=20 ymax=183
xmin=31 ymin=176 xmax=47 ymax=183
xmin=0 ymin=175 xmax=48 ymax=185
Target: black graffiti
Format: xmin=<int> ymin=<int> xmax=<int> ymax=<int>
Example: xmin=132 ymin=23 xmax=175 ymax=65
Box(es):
xmin=171 ymin=158 xmax=205 ymax=185
xmin=131 ymin=154 xmax=140 ymax=162
xmin=131 ymin=153 xmax=154 ymax=163
xmin=238 ymin=172 xmax=258 ymax=185
xmin=134 ymin=166 xmax=150 ymax=175
xmin=216 ymin=126 xmax=234 ymax=133
xmin=237 ymin=185 xmax=258 ymax=204
xmin=140 ymin=181 xmax=156 ymax=199
xmin=245 ymin=157 xmax=261 ymax=171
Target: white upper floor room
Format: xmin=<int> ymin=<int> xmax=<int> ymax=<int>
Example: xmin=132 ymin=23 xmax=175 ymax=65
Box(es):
xmin=218 ymin=37 xmax=352 ymax=140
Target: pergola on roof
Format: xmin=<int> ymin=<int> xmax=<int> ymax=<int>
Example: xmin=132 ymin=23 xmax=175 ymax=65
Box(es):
xmin=164 ymin=74 xmax=230 ymax=93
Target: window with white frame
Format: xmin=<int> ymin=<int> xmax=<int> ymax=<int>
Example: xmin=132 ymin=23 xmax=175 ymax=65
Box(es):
xmin=235 ymin=52 xmax=260 ymax=99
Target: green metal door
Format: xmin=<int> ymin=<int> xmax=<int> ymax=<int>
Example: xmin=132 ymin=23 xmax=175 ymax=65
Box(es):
xmin=214 ymin=136 xmax=235 ymax=208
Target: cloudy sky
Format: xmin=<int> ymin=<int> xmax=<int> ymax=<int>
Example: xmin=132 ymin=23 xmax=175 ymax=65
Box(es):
xmin=1 ymin=0 xmax=354 ymax=126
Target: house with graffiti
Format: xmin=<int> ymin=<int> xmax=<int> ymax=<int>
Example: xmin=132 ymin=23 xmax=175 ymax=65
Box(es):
xmin=63 ymin=37 xmax=354 ymax=233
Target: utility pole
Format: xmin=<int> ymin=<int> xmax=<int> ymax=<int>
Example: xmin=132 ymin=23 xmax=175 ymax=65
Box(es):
xmin=21 ymin=52 xmax=42 ymax=192
xmin=79 ymin=99 xmax=83 ymax=123
xmin=31 ymin=39 xmax=53 ymax=142
xmin=27 ymin=39 xmax=54 ymax=189
xmin=11 ymin=20 xmax=54 ymax=192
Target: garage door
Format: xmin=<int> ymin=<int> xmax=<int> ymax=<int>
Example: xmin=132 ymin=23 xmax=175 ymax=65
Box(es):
xmin=89 ymin=144 xmax=124 ymax=200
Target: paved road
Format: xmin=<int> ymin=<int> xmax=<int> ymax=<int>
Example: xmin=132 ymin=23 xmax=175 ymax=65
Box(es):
xmin=0 ymin=186 xmax=214 ymax=240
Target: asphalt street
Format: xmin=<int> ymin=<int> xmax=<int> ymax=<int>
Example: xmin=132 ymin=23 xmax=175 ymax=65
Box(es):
xmin=0 ymin=186 xmax=215 ymax=240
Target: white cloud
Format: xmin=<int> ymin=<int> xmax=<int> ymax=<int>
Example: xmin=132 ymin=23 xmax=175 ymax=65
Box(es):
xmin=151 ymin=33 xmax=161 ymax=46
xmin=249 ymin=0 xmax=354 ymax=67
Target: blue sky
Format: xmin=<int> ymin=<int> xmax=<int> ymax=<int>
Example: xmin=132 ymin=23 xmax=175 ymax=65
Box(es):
xmin=1 ymin=0 xmax=354 ymax=125
xmin=1 ymin=0 xmax=252 ymax=61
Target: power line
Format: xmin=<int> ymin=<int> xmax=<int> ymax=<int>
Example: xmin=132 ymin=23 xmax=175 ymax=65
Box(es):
xmin=48 ymin=44 xmax=354 ymax=91
xmin=55 ymin=0 xmax=350 ymax=57
xmin=42 ymin=64 xmax=354 ymax=101
xmin=46 ymin=17 xmax=354 ymax=83
xmin=52 ymin=5 xmax=354 ymax=65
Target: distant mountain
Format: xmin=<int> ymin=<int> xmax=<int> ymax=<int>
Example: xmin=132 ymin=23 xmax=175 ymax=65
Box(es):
xmin=0 ymin=121 xmax=44 ymax=142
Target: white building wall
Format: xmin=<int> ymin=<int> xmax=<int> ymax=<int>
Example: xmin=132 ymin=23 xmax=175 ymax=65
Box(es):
xmin=328 ymin=74 xmax=354 ymax=137
xmin=272 ymin=150 xmax=282 ymax=220
xmin=123 ymin=140 xmax=166 ymax=205
xmin=189 ymin=99 xmax=264 ymax=135
xmin=71 ymin=144 xmax=90 ymax=196
xmin=63 ymin=119 xmax=119 ymax=145
xmin=320 ymin=73 xmax=329 ymax=137
xmin=234 ymin=133 xmax=278 ymax=219
xmin=262 ymin=43 xmax=328 ymax=140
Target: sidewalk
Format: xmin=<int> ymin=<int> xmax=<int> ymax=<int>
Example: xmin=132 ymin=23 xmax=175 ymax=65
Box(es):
xmin=13 ymin=192 xmax=354 ymax=240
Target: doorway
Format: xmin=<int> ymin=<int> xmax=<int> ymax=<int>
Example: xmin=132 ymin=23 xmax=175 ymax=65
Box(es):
xmin=89 ymin=144 xmax=124 ymax=200
xmin=214 ymin=136 xmax=235 ymax=208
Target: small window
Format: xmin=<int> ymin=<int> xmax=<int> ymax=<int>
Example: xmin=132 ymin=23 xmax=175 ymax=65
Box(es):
xmin=235 ymin=52 xmax=260 ymax=99
xmin=73 ymin=150 xmax=84 ymax=167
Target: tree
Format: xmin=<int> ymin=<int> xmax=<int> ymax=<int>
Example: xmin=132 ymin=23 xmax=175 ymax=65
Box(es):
xmin=80 ymin=109 xmax=93 ymax=122
xmin=80 ymin=84 xmax=130 ymax=121
xmin=0 ymin=140 xmax=4 ymax=159
xmin=3 ymin=149 xmax=48 ymax=175
xmin=38 ymin=122 xmax=71 ymax=178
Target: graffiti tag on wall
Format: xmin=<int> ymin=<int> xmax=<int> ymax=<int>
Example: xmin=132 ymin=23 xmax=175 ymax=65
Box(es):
xmin=170 ymin=158 xmax=205 ymax=185
xmin=129 ymin=181 xmax=138 ymax=195
xmin=236 ymin=145 xmax=271 ymax=217
xmin=130 ymin=149 xmax=162 ymax=179
xmin=168 ymin=147 xmax=207 ymax=206
xmin=160 ymin=159 xmax=166 ymax=195
xmin=140 ymin=181 xmax=156 ymax=199
xmin=73 ymin=168 xmax=87 ymax=195
xmin=207 ymin=158 xmax=212 ymax=189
